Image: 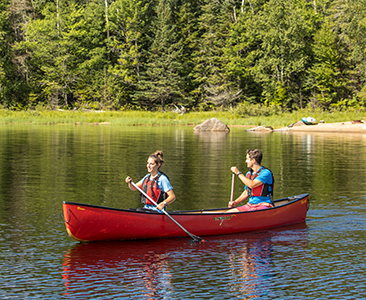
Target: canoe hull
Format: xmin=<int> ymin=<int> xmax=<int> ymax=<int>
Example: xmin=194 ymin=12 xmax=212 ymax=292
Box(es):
xmin=63 ymin=193 xmax=309 ymax=242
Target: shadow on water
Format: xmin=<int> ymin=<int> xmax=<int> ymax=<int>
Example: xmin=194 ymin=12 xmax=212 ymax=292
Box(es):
xmin=62 ymin=223 xmax=308 ymax=299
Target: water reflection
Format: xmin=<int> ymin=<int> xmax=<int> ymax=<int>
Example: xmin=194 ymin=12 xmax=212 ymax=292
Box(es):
xmin=193 ymin=131 xmax=229 ymax=143
xmin=228 ymin=235 xmax=273 ymax=298
xmin=62 ymin=223 xmax=308 ymax=299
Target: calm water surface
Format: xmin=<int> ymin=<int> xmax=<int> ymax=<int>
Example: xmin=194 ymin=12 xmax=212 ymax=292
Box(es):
xmin=0 ymin=125 xmax=365 ymax=299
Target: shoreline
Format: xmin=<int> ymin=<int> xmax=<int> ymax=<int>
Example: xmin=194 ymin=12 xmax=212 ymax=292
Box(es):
xmin=2 ymin=120 xmax=366 ymax=133
xmin=1 ymin=109 xmax=365 ymax=133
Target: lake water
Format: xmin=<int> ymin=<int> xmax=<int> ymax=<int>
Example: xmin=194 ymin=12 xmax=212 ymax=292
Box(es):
xmin=0 ymin=125 xmax=365 ymax=299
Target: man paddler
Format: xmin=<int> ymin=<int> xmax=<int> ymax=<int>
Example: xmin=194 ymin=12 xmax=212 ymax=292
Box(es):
xmin=227 ymin=149 xmax=274 ymax=213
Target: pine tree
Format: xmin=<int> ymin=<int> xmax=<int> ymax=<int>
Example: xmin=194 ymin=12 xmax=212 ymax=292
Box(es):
xmin=175 ymin=0 xmax=202 ymax=108
xmin=134 ymin=0 xmax=184 ymax=109
xmin=223 ymin=0 xmax=265 ymax=105
xmin=191 ymin=0 xmax=233 ymax=107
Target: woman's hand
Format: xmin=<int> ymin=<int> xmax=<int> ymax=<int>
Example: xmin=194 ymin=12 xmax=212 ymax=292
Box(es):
xmin=157 ymin=202 xmax=166 ymax=211
xmin=157 ymin=190 xmax=175 ymax=210
xmin=126 ymin=176 xmax=138 ymax=191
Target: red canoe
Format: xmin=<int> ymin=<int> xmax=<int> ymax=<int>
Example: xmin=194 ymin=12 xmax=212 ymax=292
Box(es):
xmin=62 ymin=193 xmax=309 ymax=242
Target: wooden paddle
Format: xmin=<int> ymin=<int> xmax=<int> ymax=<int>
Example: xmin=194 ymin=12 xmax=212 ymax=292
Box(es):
xmin=130 ymin=181 xmax=204 ymax=243
xmin=230 ymin=173 xmax=235 ymax=206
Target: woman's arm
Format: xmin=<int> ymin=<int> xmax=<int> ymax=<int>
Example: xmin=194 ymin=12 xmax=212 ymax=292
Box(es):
xmin=156 ymin=189 xmax=175 ymax=210
xmin=125 ymin=176 xmax=142 ymax=191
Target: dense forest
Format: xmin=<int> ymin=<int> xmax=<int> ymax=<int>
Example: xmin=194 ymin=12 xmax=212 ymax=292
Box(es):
xmin=0 ymin=0 xmax=366 ymax=111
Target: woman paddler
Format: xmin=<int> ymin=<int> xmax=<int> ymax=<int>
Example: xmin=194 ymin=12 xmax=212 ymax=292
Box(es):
xmin=125 ymin=150 xmax=176 ymax=212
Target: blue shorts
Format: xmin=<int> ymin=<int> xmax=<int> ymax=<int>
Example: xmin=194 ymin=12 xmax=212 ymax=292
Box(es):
xmin=144 ymin=204 xmax=165 ymax=213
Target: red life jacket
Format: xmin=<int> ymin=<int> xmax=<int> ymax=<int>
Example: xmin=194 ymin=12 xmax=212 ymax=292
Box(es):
xmin=141 ymin=173 xmax=167 ymax=205
xmin=246 ymin=167 xmax=275 ymax=201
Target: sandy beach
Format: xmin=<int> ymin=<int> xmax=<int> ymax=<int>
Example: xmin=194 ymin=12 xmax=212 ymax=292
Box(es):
xmin=245 ymin=120 xmax=366 ymax=133
xmin=279 ymin=120 xmax=366 ymax=133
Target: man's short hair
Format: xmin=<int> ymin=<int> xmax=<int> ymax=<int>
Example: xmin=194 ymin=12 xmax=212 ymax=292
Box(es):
xmin=246 ymin=149 xmax=263 ymax=165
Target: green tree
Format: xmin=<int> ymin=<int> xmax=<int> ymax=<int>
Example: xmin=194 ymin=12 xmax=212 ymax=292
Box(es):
xmin=17 ymin=2 xmax=81 ymax=107
xmin=0 ymin=0 xmax=28 ymax=107
xmin=251 ymin=0 xmax=315 ymax=109
xmin=108 ymin=0 xmax=150 ymax=108
xmin=175 ymin=0 xmax=202 ymax=108
xmin=16 ymin=0 xmax=110 ymax=109
xmin=0 ymin=0 xmax=12 ymax=104
xmin=223 ymin=0 xmax=265 ymax=105
xmin=134 ymin=0 xmax=184 ymax=109
xmin=4 ymin=0 xmax=366 ymax=111
xmin=191 ymin=0 xmax=233 ymax=107
xmin=73 ymin=0 xmax=110 ymax=109
xmin=307 ymin=19 xmax=347 ymax=108
xmin=333 ymin=0 xmax=366 ymax=106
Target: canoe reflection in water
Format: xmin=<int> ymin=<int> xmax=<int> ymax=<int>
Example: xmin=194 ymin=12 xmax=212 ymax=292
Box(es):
xmin=62 ymin=223 xmax=308 ymax=299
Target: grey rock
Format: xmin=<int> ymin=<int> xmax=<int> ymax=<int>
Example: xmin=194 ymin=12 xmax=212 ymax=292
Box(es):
xmin=193 ymin=118 xmax=230 ymax=132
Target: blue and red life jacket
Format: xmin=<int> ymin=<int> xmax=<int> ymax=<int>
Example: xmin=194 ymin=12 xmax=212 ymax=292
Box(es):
xmin=246 ymin=167 xmax=275 ymax=202
xmin=141 ymin=173 xmax=167 ymax=205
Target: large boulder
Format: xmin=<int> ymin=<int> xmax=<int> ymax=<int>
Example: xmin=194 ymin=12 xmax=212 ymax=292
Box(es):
xmin=193 ymin=118 xmax=230 ymax=132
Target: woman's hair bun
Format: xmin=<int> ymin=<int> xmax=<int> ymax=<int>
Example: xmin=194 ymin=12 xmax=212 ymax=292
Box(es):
xmin=150 ymin=150 xmax=164 ymax=166
xmin=154 ymin=150 xmax=163 ymax=158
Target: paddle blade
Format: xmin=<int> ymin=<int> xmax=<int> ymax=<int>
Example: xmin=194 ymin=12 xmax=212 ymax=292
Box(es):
xmin=191 ymin=235 xmax=205 ymax=243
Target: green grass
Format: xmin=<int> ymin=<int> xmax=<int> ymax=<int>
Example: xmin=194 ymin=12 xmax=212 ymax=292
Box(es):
xmin=0 ymin=108 xmax=365 ymax=128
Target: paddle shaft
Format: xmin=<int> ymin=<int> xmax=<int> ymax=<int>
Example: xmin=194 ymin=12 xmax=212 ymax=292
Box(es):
xmin=130 ymin=181 xmax=203 ymax=242
xmin=230 ymin=173 xmax=235 ymax=204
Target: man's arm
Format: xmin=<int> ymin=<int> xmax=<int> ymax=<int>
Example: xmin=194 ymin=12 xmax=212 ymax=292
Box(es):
xmin=231 ymin=166 xmax=263 ymax=189
xmin=228 ymin=189 xmax=249 ymax=208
